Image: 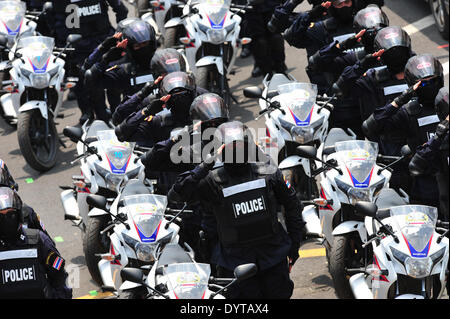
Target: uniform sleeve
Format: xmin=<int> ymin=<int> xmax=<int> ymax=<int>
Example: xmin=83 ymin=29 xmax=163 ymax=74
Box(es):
xmin=112 ymin=93 xmax=148 ymax=126
xmin=310 ymin=41 xmax=357 ymax=74
xmin=270 ymin=169 xmax=305 ymax=245
xmin=283 ymin=11 xmax=314 ymax=48
xmin=372 ymin=102 xmax=410 ymax=133
xmin=413 ymin=135 xmax=446 ymax=174
xmin=39 ymin=232 xmax=72 ymax=299
xmin=168 ymin=164 xmax=213 ymax=204
xmin=106 ymin=0 xmax=129 ymax=23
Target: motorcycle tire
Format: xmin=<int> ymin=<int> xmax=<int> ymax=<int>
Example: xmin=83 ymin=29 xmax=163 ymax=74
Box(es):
xmin=196 ymin=65 xmax=231 ymax=107
xmin=17 ymin=109 xmax=57 ymax=172
xmin=164 ymin=27 xmax=183 ymax=49
xmin=83 ymin=215 xmax=111 ymax=286
xmin=328 ymin=234 xmax=359 ymax=299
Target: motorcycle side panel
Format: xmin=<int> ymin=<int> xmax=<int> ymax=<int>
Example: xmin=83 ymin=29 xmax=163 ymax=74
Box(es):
xmin=196 ymin=56 xmax=224 ymax=75
xmin=60 ymin=189 xmax=80 ymax=220
xmin=88 ymin=207 xmax=109 ymax=217
xmin=164 ymin=17 xmax=182 ymax=28
xmin=302 ymin=205 xmax=322 ymax=236
xmin=119 ymin=280 xmax=142 ymax=291
xmin=18 ymin=100 xmax=48 ymax=120
xmin=332 ymin=221 xmax=368 ymax=242
xmin=0 ymin=93 xmax=19 ymax=120
xmin=98 ymin=259 xmax=116 ymax=290
xmin=349 ymin=273 xmax=373 ymax=299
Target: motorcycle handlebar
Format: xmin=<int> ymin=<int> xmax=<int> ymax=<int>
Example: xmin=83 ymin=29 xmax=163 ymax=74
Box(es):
xmin=166 ymin=208 xmax=194 ymax=214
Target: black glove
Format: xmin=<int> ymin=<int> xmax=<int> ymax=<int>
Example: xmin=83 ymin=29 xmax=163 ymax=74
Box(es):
xmin=393 ymin=85 xmax=416 ymax=107
xmin=288 ymin=242 xmax=301 ymax=269
xmin=309 ymin=4 xmax=328 ymax=21
xmin=136 ymin=81 xmax=157 ymax=100
xmin=339 ymin=35 xmax=359 ymax=51
xmin=435 ymin=119 xmax=449 ymax=139
xmin=360 ymin=53 xmax=380 ymax=71
xmin=98 ymin=35 xmax=120 ymax=55
xmin=141 ymin=98 xmax=165 ymax=117
xmin=102 ymin=47 xmax=125 ymax=64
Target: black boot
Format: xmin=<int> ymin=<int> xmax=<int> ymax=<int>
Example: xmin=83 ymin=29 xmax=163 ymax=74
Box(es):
xmin=240 ymin=45 xmax=251 ymax=58
xmin=251 ymin=66 xmax=264 ymax=78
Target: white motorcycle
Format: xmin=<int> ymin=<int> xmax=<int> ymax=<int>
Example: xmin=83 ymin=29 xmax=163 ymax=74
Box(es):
xmin=243 ymin=79 xmax=335 ymax=205
xmin=296 ymin=139 xmax=412 ymax=298
xmin=165 ymin=0 xmax=252 ymax=106
xmin=119 ymin=243 xmax=258 ymax=299
xmin=350 ymin=202 xmax=449 ymax=299
xmin=84 ymin=192 xmax=190 ymax=291
xmin=0 ymin=34 xmax=80 ymax=171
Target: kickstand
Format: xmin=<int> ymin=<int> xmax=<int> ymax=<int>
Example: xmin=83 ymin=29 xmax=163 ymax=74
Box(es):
xmin=59 ymin=137 xmax=67 ymax=148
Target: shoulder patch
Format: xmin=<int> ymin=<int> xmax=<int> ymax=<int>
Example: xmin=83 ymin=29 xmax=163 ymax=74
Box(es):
xmin=144 ymin=115 xmax=153 ymax=122
xmin=46 ymin=251 xmax=65 ymax=271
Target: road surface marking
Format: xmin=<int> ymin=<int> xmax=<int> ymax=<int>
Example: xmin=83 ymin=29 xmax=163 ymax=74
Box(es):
xmin=299 ymin=248 xmax=326 ymax=258
xmin=402 ymin=14 xmax=435 ymax=35
xmin=76 ymin=291 xmax=114 ymax=299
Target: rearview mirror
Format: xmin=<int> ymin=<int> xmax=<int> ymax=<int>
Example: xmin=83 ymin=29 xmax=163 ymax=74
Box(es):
xmin=243 ymin=86 xmax=263 ymax=99
xmin=43 ymin=2 xmax=54 ymax=12
xmin=234 ymin=263 xmax=257 ymax=283
xmin=355 ymin=201 xmax=378 ymax=218
xmin=67 ymin=34 xmax=82 ymax=45
xmin=86 ymin=195 xmax=107 ymax=211
xmin=296 ymin=145 xmax=317 ymax=159
xmin=63 ymin=126 xmax=83 ymax=143
xmin=120 ymin=268 xmax=144 ymax=284
xmin=400 ymin=145 xmax=412 ymax=157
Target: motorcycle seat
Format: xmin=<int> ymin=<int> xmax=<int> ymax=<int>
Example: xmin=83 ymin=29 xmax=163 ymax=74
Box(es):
xmin=85 ymin=120 xmax=111 ymax=143
xmin=266 ymin=74 xmax=292 ymax=99
xmin=118 ymin=179 xmax=152 ymax=204
xmin=156 ymin=243 xmax=192 ymax=268
xmin=375 ymin=188 xmax=408 ymax=219
xmin=323 ymin=128 xmax=354 ymax=155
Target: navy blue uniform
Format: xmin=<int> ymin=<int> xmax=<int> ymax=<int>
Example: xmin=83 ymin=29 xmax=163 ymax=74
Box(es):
xmin=370 ymin=101 xmax=440 ymax=206
xmin=168 ymin=161 xmax=305 ymax=298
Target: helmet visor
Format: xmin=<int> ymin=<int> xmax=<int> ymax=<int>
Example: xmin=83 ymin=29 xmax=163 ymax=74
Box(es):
xmin=161 ymin=72 xmax=195 ymax=94
xmin=0 ymin=187 xmax=18 ymax=212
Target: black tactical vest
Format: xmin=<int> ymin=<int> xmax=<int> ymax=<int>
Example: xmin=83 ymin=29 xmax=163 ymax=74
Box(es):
xmin=405 ymin=100 xmax=440 ymax=151
xmin=0 ymin=229 xmax=47 ymax=299
xmin=206 ymin=165 xmax=280 ymax=247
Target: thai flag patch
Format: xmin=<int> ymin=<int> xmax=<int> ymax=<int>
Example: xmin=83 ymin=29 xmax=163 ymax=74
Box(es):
xmin=52 ymin=256 xmax=63 ymax=271
xmin=0 ymin=159 xmax=4 ymax=168
xmin=284 ymin=176 xmax=291 ymax=189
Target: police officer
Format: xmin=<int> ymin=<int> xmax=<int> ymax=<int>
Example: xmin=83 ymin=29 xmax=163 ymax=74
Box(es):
xmin=409 ymin=87 xmax=449 ymax=222
xmin=168 ymin=121 xmax=305 ymax=299
xmin=0 ymin=160 xmax=49 ymax=237
xmin=363 ymin=54 xmax=444 ymax=210
xmin=51 ymin=0 xmax=128 ymax=124
xmin=114 ymin=71 xmax=208 ymax=146
xmin=112 ymin=48 xmax=188 ymax=126
xmin=242 ymin=0 xmax=286 ymax=78
xmin=0 ymin=187 xmax=72 ymax=299
xmin=140 ymin=94 xmax=230 ymax=262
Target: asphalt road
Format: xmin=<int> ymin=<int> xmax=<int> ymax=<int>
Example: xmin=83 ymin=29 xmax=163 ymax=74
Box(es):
xmin=0 ymin=0 xmax=448 ymax=299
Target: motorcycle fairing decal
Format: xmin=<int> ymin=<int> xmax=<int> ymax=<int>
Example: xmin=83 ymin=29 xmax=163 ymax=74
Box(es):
xmin=105 ymin=154 xmax=131 ymax=174
xmin=402 ymin=233 xmax=433 ymax=258
xmin=372 ymin=254 xmax=389 ymax=282
xmin=133 ymin=217 xmax=161 ymax=243
xmin=110 ymin=243 xmax=121 ymax=265
xmin=28 ymin=57 xmax=50 ymax=74
xmin=207 ymin=13 xmax=227 ymax=29
xmin=2 ymin=19 xmax=22 ymax=36
xmin=288 ymin=106 xmax=313 ymax=127
xmin=345 ymin=166 xmax=374 ymax=188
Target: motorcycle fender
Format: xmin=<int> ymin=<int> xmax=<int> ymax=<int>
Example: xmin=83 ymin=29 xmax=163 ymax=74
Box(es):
xmin=349 ymin=273 xmax=373 ymax=299
xmin=119 ymin=280 xmax=142 ymax=291
xmin=164 ymin=17 xmax=182 ymax=28
xmin=0 ymin=93 xmax=18 ymax=119
xmin=88 ymin=207 xmax=109 ymax=217
xmin=18 ymin=100 xmax=48 ymax=120
xmin=196 ymin=56 xmax=224 ymax=75
xmin=278 ymin=155 xmax=301 ymax=170
xmin=332 ymin=221 xmax=367 ymax=242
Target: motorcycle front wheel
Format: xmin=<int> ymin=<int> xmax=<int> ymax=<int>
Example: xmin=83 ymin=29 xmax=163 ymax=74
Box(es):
xmin=17 ymin=109 xmax=57 ymax=172
xmin=196 ymin=65 xmax=231 ymax=107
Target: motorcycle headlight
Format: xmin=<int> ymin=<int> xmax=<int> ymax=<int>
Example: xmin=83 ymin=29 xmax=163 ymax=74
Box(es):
xmin=105 ymin=173 xmax=124 ymax=190
xmin=291 ymin=126 xmax=315 ymax=144
xmin=347 ymin=187 xmax=374 ymax=205
xmin=30 ymin=73 xmax=50 ymax=89
xmin=207 ymin=29 xmax=226 ymax=44
xmin=405 ymin=257 xmax=433 ymax=278
xmin=136 ymin=242 xmax=157 ymax=262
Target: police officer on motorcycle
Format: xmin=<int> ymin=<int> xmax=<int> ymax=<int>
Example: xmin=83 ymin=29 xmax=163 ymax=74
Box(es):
xmin=168 ymin=121 xmax=306 ymax=299
xmin=114 ymin=71 xmax=208 ymax=146
xmin=112 ymin=48 xmax=188 ymax=126
xmin=0 ymin=187 xmax=72 ymax=299
xmin=409 ymin=87 xmax=449 ymax=222
xmin=51 ymin=0 xmax=128 ymax=124
xmin=0 ymin=160 xmax=49 ymax=237
xmin=363 ymin=54 xmax=444 ymax=211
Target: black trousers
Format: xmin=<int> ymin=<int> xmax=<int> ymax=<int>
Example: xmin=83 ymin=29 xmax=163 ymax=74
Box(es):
xmin=217 ymin=259 xmax=294 ymax=299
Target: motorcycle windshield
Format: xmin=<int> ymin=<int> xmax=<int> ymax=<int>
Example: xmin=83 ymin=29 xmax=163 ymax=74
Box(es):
xmin=277 ymin=82 xmax=318 ymax=126
xmin=0 ymin=1 xmax=25 ymax=36
xmin=390 ymin=205 xmax=437 ymax=257
xmin=97 ymin=130 xmax=135 ymax=175
xmin=18 ymin=36 xmax=55 ymax=73
xmin=335 ymin=140 xmax=378 ymax=188
xmin=200 ymin=0 xmax=231 ymax=28
xmin=124 ymin=194 xmax=167 ymax=240
xmin=165 ymin=263 xmax=211 ymax=299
